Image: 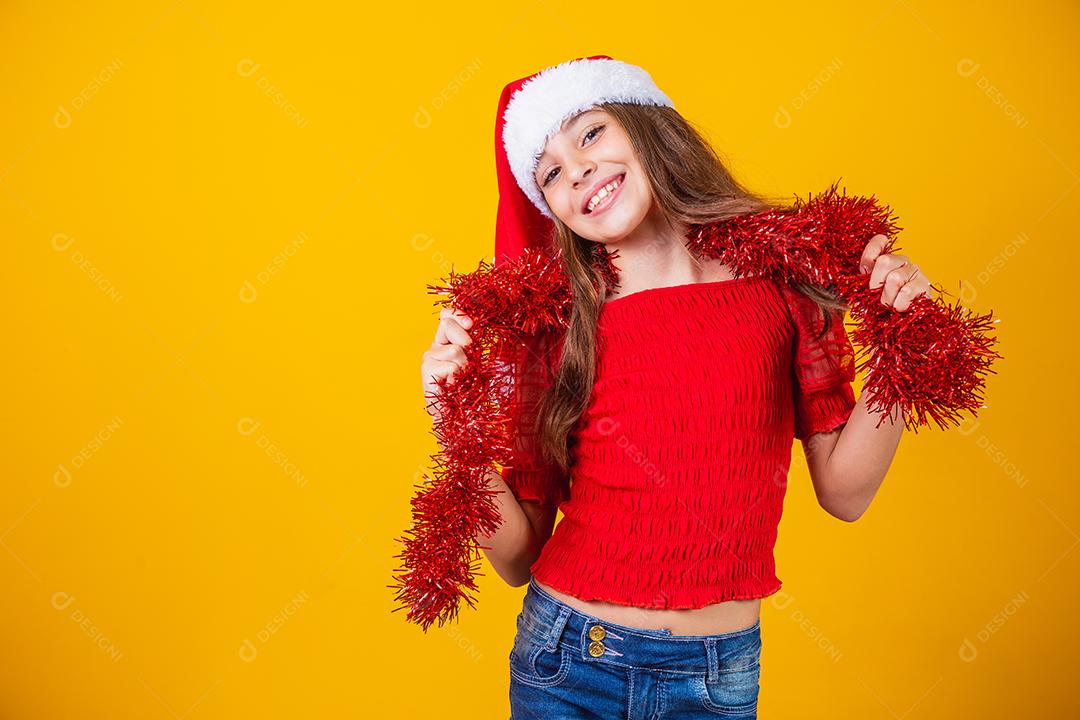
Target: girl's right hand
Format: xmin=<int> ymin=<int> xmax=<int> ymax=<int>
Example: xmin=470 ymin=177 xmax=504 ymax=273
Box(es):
xmin=421 ymin=306 xmax=474 ymax=422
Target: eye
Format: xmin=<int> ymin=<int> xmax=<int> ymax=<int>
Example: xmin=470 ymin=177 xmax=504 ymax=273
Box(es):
xmin=540 ymin=124 xmax=606 ymax=188
xmin=583 ymin=123 xmax=604 ymax=143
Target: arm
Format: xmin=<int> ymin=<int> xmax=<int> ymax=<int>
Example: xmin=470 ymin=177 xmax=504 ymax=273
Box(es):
xmin=802 ymin=233 xmax=933 ymax=522
xmin=472 ymin=469 xmax=559 ymax=587
xmin=425 ymin=309 xmax=564 ymax=586
xmin=801 ymin=354 xmax=903 ymax=522
xmin=476 ymin=328 xmax=567 ymax=585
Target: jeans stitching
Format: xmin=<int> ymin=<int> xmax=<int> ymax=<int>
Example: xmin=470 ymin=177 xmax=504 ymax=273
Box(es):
xmin=693 ymin=663 xmax=760 ymax=716
xmin=656 ymin=673 xmax=667 ymax=720
xmin=509 ymin=644 xmax=571 ymax=689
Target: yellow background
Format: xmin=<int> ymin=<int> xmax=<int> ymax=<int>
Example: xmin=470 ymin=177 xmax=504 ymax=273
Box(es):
xmin=1 ymin=1 xmax=1076 ymax=717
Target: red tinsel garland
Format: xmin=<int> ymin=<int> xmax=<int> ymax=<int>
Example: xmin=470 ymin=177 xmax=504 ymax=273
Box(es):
xmin=389 ymin=182 xmax=1002 ymax=631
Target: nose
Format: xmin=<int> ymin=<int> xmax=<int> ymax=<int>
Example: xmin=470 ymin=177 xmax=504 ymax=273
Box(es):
xmin=569 ymin=159 xmax=596 ymax=187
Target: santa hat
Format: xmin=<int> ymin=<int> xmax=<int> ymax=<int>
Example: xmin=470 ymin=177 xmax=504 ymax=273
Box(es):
xmin=493 ymin=55 xmax=675 ymax=264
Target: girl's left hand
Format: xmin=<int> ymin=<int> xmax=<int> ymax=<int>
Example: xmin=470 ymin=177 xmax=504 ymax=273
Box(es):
xmin=859 ymin=234 xmax=934 ymax=312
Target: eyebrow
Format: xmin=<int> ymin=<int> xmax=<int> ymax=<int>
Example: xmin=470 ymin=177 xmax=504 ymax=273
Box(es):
xmin=536 ymin=111 xmax=598 ymax=167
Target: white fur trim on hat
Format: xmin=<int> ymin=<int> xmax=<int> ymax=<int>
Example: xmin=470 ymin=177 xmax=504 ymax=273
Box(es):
xmin=502 ymin=57 xmax=674 ymax=219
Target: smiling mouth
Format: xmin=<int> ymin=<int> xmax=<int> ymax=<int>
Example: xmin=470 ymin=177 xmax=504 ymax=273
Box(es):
xmin=584 ymin=173 xmax=626 ymax=215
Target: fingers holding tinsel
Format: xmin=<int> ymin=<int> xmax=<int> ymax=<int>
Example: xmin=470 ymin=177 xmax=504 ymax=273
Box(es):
xmin=837 ymin=273 xmax=1003 ymax=433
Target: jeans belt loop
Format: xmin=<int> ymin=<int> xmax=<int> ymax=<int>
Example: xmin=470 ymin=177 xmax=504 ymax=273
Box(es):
xmin=545 ymin=606 xmax=572 ymax=652
xmin=705 ymin=638 xmax=719 ymax=684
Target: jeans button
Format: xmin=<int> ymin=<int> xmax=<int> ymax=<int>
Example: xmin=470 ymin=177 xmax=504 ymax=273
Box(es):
xmin=588 ymin=640 xmax=606 ymax=657
xmin=588 ymin=624 xmax=607 ymax=641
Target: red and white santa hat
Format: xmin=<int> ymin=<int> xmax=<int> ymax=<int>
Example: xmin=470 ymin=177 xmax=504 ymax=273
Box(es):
xmin=493 ymin=55 xmax=675 ymax=264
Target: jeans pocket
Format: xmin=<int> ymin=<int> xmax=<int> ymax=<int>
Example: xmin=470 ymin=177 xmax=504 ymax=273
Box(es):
xmin=509 ymin=627 xmax=571 ymax=688
xmin=693 ymin=634 xmax=761 ymax=716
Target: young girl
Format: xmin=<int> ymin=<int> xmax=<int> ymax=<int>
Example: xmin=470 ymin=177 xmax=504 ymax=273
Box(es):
xmin=420 ymin=55 xmax=931 ymax=719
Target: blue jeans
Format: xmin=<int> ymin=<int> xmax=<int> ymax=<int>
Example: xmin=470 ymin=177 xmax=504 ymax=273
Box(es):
xmin=510 ymin=576 xmax=762 ymax=719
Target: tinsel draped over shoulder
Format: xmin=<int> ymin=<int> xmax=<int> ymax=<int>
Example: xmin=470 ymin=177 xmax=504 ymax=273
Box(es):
xmin=390 ymin=181 xmax=1002 ymax=631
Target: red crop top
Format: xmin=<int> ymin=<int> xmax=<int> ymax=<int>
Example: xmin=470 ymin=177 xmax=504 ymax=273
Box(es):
xmin=498 ymin=276 xmax=858 ymax=609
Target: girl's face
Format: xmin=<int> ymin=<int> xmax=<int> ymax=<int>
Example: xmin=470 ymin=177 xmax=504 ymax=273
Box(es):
xmin=534 ymin=108 xmax=653 ymax=244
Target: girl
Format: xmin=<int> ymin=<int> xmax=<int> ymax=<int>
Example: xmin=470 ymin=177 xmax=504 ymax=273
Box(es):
xmin=420 ymin=55 xmax=931 ymax=719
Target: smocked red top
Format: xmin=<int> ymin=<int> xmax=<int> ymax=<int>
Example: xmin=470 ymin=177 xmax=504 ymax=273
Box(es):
xmin=499 ymin=275 xmax=858 ymax=609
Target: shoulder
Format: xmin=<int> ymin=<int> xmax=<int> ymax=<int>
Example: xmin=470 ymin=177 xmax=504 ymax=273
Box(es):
xmin=770 ymin=280 xmax=831 ymax=334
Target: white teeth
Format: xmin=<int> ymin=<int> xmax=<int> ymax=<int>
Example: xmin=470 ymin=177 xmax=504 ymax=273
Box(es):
xmin=587 ymin=176 xmax=622 ymax=212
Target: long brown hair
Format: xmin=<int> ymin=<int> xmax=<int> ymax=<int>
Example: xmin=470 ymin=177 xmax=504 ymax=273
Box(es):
xmin=534 ymin=102 xmax=847 ymax=473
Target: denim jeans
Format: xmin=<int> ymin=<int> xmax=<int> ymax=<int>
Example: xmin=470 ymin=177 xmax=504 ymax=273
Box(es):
xmin=509 ymin=576 xmax=762 ymax=719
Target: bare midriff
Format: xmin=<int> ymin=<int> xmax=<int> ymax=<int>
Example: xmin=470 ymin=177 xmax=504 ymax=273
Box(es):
xmin=533 ymin=577 xmax=761 ymax=637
